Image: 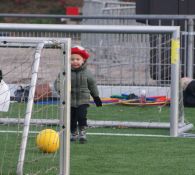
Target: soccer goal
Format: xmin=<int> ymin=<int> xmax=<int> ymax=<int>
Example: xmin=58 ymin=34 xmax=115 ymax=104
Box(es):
xmin=0 ymin=37 xmax=71 ymax=175
xmin=79 ymin=25 xmax=193 ymax=138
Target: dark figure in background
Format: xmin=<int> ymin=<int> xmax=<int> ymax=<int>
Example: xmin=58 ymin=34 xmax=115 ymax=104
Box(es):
xmin=181 ymin=77 xmax=195 ymax=107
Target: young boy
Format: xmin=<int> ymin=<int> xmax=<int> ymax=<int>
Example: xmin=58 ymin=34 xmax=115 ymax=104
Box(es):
xmin=55 ymin=46 xmax=102 ymax=143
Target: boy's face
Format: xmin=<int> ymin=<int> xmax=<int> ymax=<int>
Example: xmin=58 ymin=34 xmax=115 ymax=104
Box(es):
xmin=71 ymin=54 xmax=85 ymax=69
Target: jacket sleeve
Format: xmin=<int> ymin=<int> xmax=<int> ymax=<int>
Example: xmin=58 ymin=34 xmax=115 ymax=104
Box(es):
xmin=87 ymin=71 xmax=99 ymax=98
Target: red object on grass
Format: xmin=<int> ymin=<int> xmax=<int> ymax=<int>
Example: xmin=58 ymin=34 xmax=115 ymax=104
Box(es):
xmin=148 ymin=96 xmax=170 ymax=102
xmin=66 ymin=7 xmax=79 ymax=15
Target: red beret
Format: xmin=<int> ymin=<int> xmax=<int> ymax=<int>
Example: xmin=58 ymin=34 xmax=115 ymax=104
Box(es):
xmin=71 ymin=46 xmax=90 ymax=60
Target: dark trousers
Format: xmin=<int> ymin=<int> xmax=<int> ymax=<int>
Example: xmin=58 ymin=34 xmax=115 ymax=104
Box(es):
xmin=71 ymin=104 xmax=89 ymax=132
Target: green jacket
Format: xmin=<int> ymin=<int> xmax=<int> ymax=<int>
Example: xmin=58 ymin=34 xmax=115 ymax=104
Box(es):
xmin=54 ymin=62 xmax=99 ymax=107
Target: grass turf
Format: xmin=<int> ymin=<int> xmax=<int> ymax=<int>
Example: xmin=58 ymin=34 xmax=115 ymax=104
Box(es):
xmin=70 ymin=136 xmax=195 ymax=175
xmin=1 ymin=103 xmax=195 ymax=174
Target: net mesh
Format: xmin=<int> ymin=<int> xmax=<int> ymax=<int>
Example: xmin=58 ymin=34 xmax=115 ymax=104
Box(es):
xmin=0 ymin=39 xmax=64 ymax=175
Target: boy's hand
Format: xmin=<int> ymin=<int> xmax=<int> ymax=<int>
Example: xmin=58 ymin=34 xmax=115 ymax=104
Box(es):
xmin=93 ymin=96 xmax=102 ymax=107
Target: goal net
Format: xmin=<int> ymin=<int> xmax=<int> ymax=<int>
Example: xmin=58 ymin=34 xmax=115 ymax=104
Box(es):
xmin=80 ymin=31 xmax=193 ymax=137
xmin=0 ymin=37 xmax=71 ymax=175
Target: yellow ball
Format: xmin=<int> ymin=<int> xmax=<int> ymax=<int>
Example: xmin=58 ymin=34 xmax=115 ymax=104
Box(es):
xmin=36 ymin=129 xmax=59 ymax=153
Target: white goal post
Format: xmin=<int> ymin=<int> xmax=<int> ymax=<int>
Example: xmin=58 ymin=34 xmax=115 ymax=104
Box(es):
xmin=0 ymin=37 xmax=71 ymax=175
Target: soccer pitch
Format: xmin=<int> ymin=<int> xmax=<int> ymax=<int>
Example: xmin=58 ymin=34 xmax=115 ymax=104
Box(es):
xmin=1 ymin=104 xmax=195 ymax=175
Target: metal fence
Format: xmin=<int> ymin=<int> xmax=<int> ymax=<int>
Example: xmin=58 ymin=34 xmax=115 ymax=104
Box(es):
xmin=81 ymin=15 xmax=194 ymax=79
xmin=81 ymin=0 xmax=194 ymax=78
xmin=82 ymin=0 xmax=135 ymax=16
xmin=0 ymin=13 xmax=195 ymax=79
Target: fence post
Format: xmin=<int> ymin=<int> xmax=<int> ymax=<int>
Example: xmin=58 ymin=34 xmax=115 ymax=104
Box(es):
xmin=187 ymin=18 xmax=194 ymax=78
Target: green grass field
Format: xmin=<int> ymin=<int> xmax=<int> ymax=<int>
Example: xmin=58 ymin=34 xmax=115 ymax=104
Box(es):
xmin=1 ymin=103 xmax=195 ymax=175
xmin=70 ymin=136 xmax=195 ymax=175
